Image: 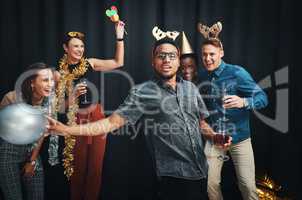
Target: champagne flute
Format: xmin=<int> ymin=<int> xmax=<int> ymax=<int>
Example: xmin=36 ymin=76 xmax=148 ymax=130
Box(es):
xmin=216 ymin=87 xmax=230 ymax=162
xmin=78 ymin=78 xmax=90 ymax=106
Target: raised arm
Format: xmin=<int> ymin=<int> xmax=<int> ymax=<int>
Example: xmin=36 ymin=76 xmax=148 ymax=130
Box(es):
xmin=88 ymin=21 xmax=125 ymax=71
xmin=48 ymin=112 xmax=126 ymax=136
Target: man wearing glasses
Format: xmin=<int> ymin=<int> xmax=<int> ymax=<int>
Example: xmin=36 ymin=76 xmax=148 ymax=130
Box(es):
xmin=48 ymin=38 xmax=226 ymax=200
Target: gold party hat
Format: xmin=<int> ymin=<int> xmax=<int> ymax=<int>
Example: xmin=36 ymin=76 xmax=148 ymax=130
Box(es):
xmin=181 ymin=32 xmax=194 ymax=55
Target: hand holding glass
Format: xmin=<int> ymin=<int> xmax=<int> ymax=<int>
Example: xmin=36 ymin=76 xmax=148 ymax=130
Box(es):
xmin=78 ymin=78 xmax=90 ymax=105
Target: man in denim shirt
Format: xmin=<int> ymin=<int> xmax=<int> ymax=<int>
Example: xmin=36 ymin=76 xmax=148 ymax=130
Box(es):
xmin=199 ymin=37 xmax=268 ymax=200
xmin=48 ymin=37 xmax=226 ymax=200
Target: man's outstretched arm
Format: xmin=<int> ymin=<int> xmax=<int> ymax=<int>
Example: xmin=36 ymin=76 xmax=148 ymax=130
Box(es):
xmin=47 ymin=113 xmax=126 ymax=136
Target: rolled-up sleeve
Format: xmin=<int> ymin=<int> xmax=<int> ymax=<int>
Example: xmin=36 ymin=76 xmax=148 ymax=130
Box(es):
xmin=115 ymin=87 xmax=145 ymax=125
xmin=236 ymin=68 xmax=268 ymax=110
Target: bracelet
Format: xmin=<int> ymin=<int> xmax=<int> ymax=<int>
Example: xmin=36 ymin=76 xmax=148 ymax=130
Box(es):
xmin=116 ymin=38 xmax=124 ymax=41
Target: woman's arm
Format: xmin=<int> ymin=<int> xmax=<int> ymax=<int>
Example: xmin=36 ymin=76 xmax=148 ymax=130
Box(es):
xmin=22 ymin=136 xmax=45 ymax=178
xmin=88 ymin=21 xmax=125 ymax=71
xmin=28 ymin=136 xmax=45 ymax=162
xmin=0 ymin=91 xmax=17 ymax=109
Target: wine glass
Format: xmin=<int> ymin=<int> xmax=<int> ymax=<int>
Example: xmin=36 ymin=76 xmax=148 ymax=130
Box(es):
xmin=78 ymin=78 xmax=90 ymax=106
xmin=216 ymin=87 xmax=230 ymax=162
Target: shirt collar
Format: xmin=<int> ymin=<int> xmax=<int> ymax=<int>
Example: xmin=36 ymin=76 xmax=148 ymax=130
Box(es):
xmin=209 ymin=60 xmax=226 ymax=78
xmin=152 ymin=75 xmax=183 ymax=91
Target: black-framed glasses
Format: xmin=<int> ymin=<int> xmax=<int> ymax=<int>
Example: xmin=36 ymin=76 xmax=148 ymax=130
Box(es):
xmin=155 ymin=52 xmax=178 ymax=60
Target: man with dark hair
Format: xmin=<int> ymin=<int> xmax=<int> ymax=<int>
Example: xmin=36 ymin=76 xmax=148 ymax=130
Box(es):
xmin=180 ymin=32 xmax=199 ymax=84
xmin=198 ymin=22 xmax=268 ymax=200
xmin=48 ymin=27 xmax=228 ymax=200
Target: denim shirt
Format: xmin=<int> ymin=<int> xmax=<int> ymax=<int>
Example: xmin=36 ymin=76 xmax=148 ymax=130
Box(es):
xmin=115 ymin=76 xmax=209 ymax=180
xmin=199 ymin=61 xmax=268 ymax=144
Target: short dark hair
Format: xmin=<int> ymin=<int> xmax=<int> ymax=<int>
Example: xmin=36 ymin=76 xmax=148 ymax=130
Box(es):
xmin=152 ymin=39 xmax=179 ymax=55
xmin=180 ymin=53 xmax=197 ymax=61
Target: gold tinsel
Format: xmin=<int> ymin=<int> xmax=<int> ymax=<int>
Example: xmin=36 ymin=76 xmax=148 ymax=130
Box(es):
xmin=55 ymin=54 xmax=89 ymax=179
xmin=256 ymin=174 xmax=282 ymax=200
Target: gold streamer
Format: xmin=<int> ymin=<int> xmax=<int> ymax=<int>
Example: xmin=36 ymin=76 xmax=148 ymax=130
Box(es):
xmin=55 ymin=54 xmax=89 ymax=179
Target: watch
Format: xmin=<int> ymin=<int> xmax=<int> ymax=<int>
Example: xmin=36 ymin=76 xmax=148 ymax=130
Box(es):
xmin=243 ymin=98 xmax=249 ymax=108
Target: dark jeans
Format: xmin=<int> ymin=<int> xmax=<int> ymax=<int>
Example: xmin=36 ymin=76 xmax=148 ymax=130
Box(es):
xmin=157 ymin=176 xmax=207 ymax=200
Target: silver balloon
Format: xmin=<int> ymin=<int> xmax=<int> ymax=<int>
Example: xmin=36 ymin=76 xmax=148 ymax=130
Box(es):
xmin=0 ymin=103 xmax=47 ymax=145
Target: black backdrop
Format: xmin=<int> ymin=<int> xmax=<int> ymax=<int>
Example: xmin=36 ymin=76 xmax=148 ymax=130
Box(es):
xmin=0 ymin=0 xmax=300 ymax=199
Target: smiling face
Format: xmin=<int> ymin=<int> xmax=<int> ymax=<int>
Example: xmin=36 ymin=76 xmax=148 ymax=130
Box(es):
xmin=180 ymin=56 xmax=197 ymax=81
xmin=63 ymin=38 xmax=85 ymax=63
xmin=31 ymin=69 xmax=54 ymax=98
xmin=201 ymin=44 xmax=224 ymax=72
xmin=152 ymin=43 xmax=180 ymax=80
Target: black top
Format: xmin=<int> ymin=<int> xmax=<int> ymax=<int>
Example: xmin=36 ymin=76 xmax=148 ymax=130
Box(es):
xmin=56 ymin=61 xmax=95 ymax=116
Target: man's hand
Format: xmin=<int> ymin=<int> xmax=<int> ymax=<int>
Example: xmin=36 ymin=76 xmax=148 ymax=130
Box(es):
xmin=213 ymin=133 xmax=232 ymax=150
xmin=46 ymin=116 xmax=69 ymax=136
xmin=223 ymin=95 xmax=245 ymax=109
